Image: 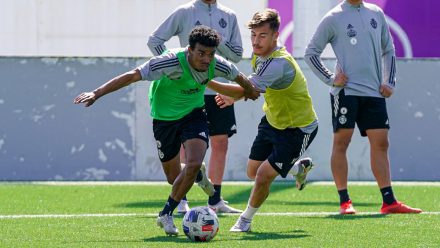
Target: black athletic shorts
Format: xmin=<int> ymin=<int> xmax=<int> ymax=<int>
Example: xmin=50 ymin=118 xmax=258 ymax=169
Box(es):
xmin=249 ymin=116 xmax=318 ymax=178
xmin=204 ymin=95 xmax=237 ymax=137
xmin=152 ymin=107 xmax=209 ymax=162
xmin=330 ymin=89 xmax=390 ymax=137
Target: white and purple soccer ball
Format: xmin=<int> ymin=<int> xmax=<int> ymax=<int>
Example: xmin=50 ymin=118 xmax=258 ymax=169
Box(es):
xmin=182 ymin=206 xmax=219 ymax=242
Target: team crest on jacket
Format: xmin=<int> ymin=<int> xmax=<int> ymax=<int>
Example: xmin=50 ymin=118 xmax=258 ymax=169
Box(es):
xmin=370 ymin=18 xmax=378 ymax=29
xmin=346 ymin=24 xmax=357 ymax=37
xmin=219 ymin=18 xmax=227 ymax=28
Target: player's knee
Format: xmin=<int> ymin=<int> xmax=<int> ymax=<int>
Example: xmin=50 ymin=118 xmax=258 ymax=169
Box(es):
xmin=255 ymin=172 xmax=272 ymax=186
xmin=333 ymin=138 xmax=351 ymax=152
xmin=210 ymin=137 xmax=228 ymax=152
xmin=372 ymin=138 xmax=389 ymax=151
xmin=183 ymin=162 xmax=202 ymax=177
xmin=247 ymin=167 xmax=257 ymax=180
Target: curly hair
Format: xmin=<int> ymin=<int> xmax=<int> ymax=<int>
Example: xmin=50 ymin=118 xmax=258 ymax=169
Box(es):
xmin=247 ymin=8 xmax=280 ymax=32
xmin=189 ymin=25 xmax=221 ymax=49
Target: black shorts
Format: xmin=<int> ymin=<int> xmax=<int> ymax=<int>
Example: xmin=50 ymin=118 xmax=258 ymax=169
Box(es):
xmin=330 ymin=89 xmax=390 ymax=137
xmin=204 ymin=95 xmax=237 ymax=137
xmin=152 ymin=107 xmax=209 ymax=162
xmin=249 ymin=116 xmax=318 ymax=178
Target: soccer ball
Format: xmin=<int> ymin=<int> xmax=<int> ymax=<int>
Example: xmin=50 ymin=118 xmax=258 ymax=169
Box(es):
xmin=182 ymin=206 xmax=219 ymax=242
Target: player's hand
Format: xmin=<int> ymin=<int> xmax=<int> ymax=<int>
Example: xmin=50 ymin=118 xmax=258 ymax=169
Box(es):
xmin=74 ymin=92 xmax=97 ymax=107
xmin=380 ymin=84 xmax=394 ymax=98
xmin=243 ymin=85 xmax=260 ymax=101
xmin=215 ymin=93 xmax=235 ymax=108
xmin=333 ymin=71 xmax=348 ymax=87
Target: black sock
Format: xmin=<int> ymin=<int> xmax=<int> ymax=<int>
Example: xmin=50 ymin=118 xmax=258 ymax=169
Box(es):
xmin=182 ymin=195 xmax=187 ymax=201
xmin=159 ymin=196 xmax=179 ymax=216
xmin=208 ymin=185 xmax=222 ymax=205
xmin=338 ymin=189 xmax=350 ymax=204
xmin=195 ymin=170 xmax=203 ymax=183
xmin=380 ymin=186 xmax=396 ymax=205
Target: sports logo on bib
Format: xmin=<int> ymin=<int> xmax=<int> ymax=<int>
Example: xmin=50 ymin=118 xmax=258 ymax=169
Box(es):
xmin=219 ymin=18 xmax=227 ymax=28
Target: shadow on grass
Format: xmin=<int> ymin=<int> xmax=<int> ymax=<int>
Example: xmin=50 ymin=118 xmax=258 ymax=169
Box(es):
xmin=115 ymin=200 xmax=166 ymax=209
xmin=143 ymin=236 xmax=192 ymax=243
xmin=324 ymin=213 xmax=386 ymax=220
xmin=143 ymin=229 xmax=309 ymax=243
xmin=231 ymin=229 xmax=310 ymax=241
xmin=264 ymin=200 xmax=377 ymax=207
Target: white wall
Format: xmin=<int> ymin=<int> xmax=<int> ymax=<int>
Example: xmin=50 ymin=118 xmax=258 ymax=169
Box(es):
xmin=0 ymin=0 xmax=266 ymax=57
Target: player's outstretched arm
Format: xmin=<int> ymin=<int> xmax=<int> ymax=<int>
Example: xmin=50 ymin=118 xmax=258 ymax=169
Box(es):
xmin=74 ymin=69 xmax=142 ymax=107
xmin=232 ymin=73 xmax=260 ymax=100
xmin=207 ymin=80 xmax=244 ymax=99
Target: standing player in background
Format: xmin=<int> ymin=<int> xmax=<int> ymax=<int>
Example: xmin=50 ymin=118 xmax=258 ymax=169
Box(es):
xmin=216 ymin=9 xmax=318 ymax=232
xmin=148 ymin=0 xmax=243 ymax=214
xmin=305 ymin=0 xmax=421 ymax=214
xmin=75 ymin=26 xmax=259 ymax=236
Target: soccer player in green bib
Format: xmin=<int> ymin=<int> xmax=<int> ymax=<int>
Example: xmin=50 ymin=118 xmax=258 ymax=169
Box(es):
xmin=215 ymin=9 xmax=319 ymax=232
xmin=74 ymin=26 xmax=259 ymax=236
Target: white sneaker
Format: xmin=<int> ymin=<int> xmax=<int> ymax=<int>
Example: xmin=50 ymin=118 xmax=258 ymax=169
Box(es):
xmin=177 ymin=200 xmax=190 ymax=214
xmin=197 ymin=163 xmax=215 ymax=197
xmin=209 ymin=199 xmax=242 ymax=213
xmin=294 ymin=157 xmax=314 ymax=191
xmin=157 ymin=214 xmax=179 ymax=236
xmin=229 ymin=216 xmax=252 ymax=232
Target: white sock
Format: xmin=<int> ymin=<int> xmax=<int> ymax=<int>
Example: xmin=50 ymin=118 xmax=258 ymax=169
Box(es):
xmin=241 ymin=204 xmax=259 ymax=220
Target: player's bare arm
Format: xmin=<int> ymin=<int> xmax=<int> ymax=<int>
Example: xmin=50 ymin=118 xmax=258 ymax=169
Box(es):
xmin=233 ymin=73 xmax=260 ymax=100
xmin=207 ymin=80 xmax=245 ymax=99
xmin=74 ymin=69 xmax=142 ymax=107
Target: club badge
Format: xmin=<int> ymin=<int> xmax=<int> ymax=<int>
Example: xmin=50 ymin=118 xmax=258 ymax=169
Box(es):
xmin=370 ymin=18 xmax=378 ymax=29
xmin=219 ymin=18 xmax=227 ymax=28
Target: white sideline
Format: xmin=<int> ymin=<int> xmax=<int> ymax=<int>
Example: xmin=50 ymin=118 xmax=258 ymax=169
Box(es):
xmin=2 ymin=181 xmax=440 ymax=186
xmin=1 ymin=212 xmax=439 ymax=219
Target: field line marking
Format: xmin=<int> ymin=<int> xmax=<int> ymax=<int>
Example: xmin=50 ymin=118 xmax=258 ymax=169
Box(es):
xmin=1 ymin=212 xmax=439 ymax=219
xmin=1 ymin=181 xmax=440 ymax=186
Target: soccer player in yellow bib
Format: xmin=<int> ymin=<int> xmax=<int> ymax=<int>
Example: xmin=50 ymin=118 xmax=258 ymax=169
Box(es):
xmin=215 ymin=9 xmax=319 ymax=232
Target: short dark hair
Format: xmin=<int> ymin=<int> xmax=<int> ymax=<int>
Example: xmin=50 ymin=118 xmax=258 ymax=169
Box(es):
xmin=188 ymin=25 xmax=221 ymax=49
xmin=247 ymin=8 xmax=280 ymax=32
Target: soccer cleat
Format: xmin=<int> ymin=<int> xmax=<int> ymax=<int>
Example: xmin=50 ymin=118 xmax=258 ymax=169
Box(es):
xmin=157 ymin=214 xmax=179 ymax=236
xmin=209 ymin=199 xmax=243 ymax=213
xmin=197 ymin=163 xmax=215 ymax=197
xmin=177 ymin=200 xmax=190 ymax=214
xmin=339 ymin=200 xmax=356 ymax=214
xmin=229 ymin=216 xmax=252 ymax=232
xmin=380 ymin=201 xmax=422 ymax=214
xmin=294 ymin=157 xmax=314 ymax=190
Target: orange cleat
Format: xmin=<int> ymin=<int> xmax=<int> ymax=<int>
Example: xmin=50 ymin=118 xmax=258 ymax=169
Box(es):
xmin=340 ymin=200 xmax=356 ymax=214
xmin=380 ymin=201 xmax=422 ymax=214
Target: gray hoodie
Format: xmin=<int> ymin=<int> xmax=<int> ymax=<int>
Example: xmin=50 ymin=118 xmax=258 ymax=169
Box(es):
xmin=305 ymin=1 xmax=396 ymax=97
xmin=147 ymin=0 xmax=243 ymax=94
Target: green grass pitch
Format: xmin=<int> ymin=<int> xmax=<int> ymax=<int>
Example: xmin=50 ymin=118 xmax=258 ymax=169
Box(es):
xmin=1 ymin=182 xmax=439 ymax=247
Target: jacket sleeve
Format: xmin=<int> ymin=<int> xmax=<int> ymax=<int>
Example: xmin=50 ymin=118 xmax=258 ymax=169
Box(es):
xmin=216 ymin=14 xmax=243 ymax=63
xmin=304 ymin=15 xmax=336 ymax=87
xmin=147 ymin=8 xmax=185 ymax=56
xmin=379 ymin=9 xmax=396 ymax=88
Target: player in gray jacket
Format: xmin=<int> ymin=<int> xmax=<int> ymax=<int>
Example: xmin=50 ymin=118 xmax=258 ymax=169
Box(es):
xmin=147 ymin=0 xmax=243 ymax=214
xmin=305 ymin=0 xmax=421 ymax=214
